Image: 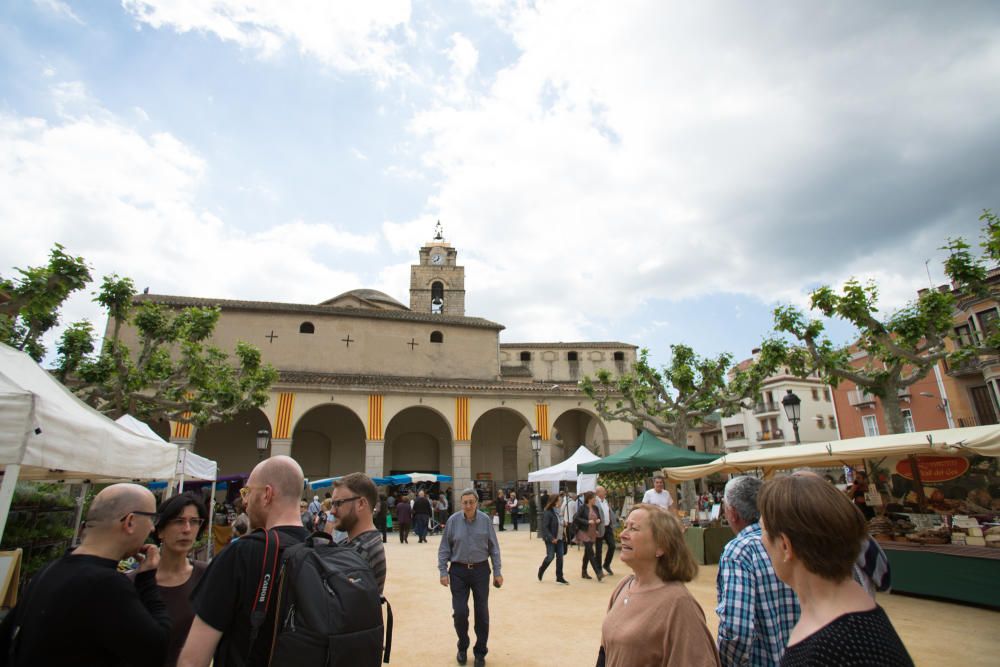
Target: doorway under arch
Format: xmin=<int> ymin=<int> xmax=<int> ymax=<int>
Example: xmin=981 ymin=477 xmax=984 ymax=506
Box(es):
xmin=291 ymin=405 xmax=367 ymax=479
xmin=383 ymin=406 xmax=453 ymax=475
xmin=470 ymin=408 xmax=533 ymax=487
xmin=552 ymin=408 xmax=609 ymax=461
xmin=193 ymin=408 xmax=272 ymax=476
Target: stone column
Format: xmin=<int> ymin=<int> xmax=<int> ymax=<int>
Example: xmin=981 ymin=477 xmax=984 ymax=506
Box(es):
xmin=365 ymin=440 xmax=385 ymax=479
xmin=270 ymin=438 xmax=292 ymax=458
xmin=452 ymin=441 xmax=472 ymax=492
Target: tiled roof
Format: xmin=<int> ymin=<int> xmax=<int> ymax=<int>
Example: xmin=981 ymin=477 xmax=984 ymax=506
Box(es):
xmin=277 ymin=370 xmax=585 ymax=394
xmin=500 ymin=341 xmax=637 ymax=349
xmin=135 ymin=294 xmax=504 ymax=330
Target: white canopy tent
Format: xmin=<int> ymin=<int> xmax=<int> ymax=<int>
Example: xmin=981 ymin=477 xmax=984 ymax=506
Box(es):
xmin=663 ymin=425 xmax=1000 ymax=482
xmin=0 ymin=343 xmax=179 ymax=540
xmin=528 ymin=445 xmax=601 ymax=493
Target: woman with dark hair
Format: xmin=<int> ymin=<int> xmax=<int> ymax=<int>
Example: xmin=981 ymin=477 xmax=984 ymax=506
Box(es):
xmin=573 ymin=491 xmax=604 ymax=581
xmin=600 ymin=504 xmax=718 ymax=666
xmin=538 ymin=494 xmax=569 ymax=584
xmin=759 ymin=475 xmax=913 ymax=666
xmin=127 ymin=491 xmax=208 ymax=667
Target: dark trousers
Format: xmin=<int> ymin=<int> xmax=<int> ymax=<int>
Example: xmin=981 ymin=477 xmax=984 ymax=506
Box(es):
xmin=414 ymin=514 xmax=429 ymax=541
xmin=449 ymin=564 xmax=491 ymax=658
xmin=497 ymin=507 xmax=505 ymax=531
xmin=539 ymin=540 xmax=564 ymax=580
xmin=581 ymin=541 xmax=601 ymax=576
xmin=510 ymin=510 xmax=519 ymax=530
xmin=399 ymin=522 xmax=411 ymax=543
xmin=595 ymin=528 xmax=615 ymax=570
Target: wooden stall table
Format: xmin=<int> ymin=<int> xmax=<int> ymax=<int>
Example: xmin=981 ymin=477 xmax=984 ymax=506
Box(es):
xmin=881 ymin=541 xmax=1000 ymax=608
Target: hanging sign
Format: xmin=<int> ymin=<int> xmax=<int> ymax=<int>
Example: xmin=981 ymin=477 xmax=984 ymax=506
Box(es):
xmin=894 ymin=456 xmax=969 ymax=483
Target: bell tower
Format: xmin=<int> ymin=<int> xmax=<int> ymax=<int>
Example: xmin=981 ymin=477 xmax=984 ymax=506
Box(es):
xmin=409 ymin=221 xmax=466 ymax=316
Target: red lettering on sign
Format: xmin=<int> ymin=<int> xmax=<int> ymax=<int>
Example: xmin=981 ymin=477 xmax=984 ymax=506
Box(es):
xmin=894 ymin=456 xmax=970 ymax=483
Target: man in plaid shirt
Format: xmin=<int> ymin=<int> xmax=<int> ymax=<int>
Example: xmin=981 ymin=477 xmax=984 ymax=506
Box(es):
xmin=716 ymin=476 xmax=800 ymax=666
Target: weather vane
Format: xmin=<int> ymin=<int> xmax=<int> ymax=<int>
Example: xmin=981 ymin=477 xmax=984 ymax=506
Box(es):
xmin=434 ymin=220 xmax=444 ymax=241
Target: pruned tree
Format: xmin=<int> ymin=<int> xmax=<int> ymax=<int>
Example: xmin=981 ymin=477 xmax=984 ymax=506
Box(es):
xmin=580 ymin=340 xmax=786 ymax=446
xmin=0 ymin=244 xmax=91 ymax=361
xmin=57 ymin=275 xmax=278 ymax=427
xmin=942 ymin=209 xmax=1000 ymax=359
xmin=773 ymin=278 xmax=954 ymax=434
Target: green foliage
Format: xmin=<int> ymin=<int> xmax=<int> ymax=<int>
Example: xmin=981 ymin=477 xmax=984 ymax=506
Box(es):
xmin=1 ymin=483 xmax=78 ymax=582
xmin=0 ymin=244 xmax=92 ymax=360
xmin=581 ymin=342 xmax=783 ymax=444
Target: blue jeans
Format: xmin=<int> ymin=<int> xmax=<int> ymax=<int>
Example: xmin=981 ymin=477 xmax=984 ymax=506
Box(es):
xmin=540 ymin=539 xmax=564 ymax=579
xmin=449 ymin=564 xmax=491 ymax=658
xmin=414 ymin=514 xmax=429 ymax=539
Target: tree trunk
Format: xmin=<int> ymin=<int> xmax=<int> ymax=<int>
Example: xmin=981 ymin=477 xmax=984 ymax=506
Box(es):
xmin=879 ymin=383 xmax=906 ymax=435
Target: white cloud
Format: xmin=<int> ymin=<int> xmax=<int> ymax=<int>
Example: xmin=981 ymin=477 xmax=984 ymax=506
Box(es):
xmin=33 ymin=0 xmax=85 ymax=25
xmin=121 ymin=0 xmax=412 ymax=79
xmin=0 ymin=85 xmax=380 ymax=354
xmin=351 ymin=147 xmax=368 ymax=161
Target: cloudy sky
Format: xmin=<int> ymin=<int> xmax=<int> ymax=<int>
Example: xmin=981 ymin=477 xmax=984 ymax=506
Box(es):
xmin=2 ymin=1 xmax=998 ymax=368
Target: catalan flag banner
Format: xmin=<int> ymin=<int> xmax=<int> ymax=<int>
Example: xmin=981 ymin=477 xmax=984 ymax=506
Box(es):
xmin=368 ymin=395 xmax=384 ymax=440
xmin=172 ymin=417 xmax=192 ymax=440
xmin=535 ymin=403 xmax=549 ymax=441
xmin=274 ymin=393 xmax=295 ymax=439
xmin=455 ymin=397 xmax=470 ymax=441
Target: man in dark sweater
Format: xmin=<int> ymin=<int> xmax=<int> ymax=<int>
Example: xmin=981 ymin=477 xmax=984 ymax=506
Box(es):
xmin=0 ymin=483 xmax=170 ymax=666
xmin=412 ymin=489 xmax=433 ymax=543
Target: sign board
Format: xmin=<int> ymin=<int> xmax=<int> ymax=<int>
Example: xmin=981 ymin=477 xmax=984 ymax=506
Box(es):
xmin=894 ymin=456 xmax=970 ymax=483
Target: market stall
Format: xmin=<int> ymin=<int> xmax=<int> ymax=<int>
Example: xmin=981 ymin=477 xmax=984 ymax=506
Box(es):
xmin=0 ymin=343 xmax=179 ymax=542
xmin=665 ymin=425 xmax=1000 ymax=606
xmin=528 ymin=445 xmax=600 ymax=493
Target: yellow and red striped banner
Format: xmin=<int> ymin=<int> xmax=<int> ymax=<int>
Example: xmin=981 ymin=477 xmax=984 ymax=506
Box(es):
xmin=368 ymin=395 xmax=384 ymax=440
xmin=535 ymin=403 xmax=549 ymax=440
xmin=172 ymin=418 xmax=192 ymax=440
xmin=274 ymin=392 xmax=295 ymax=439
xmin=455 ymin=397 xmax=470 ymax=441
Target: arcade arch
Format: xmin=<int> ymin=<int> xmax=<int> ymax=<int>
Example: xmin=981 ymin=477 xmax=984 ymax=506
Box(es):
xmin=552 ymin=408 xmax=610 ymax=461
xmin=470 ymin=408 xmax=532 ymax=487
xmin=193 ymin=408 xmax=271 ymax=476
xmin=383 ymin=406 xmax=453 ymax=475
xmin=290 ymin=405 xmax=366 ymax=479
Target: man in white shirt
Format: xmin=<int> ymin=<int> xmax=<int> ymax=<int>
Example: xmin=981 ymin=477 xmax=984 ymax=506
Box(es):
xmin=641 ymin=474 xmax=673 ymax=510
xmin=594 ymin=486 xmax=618 ymax=576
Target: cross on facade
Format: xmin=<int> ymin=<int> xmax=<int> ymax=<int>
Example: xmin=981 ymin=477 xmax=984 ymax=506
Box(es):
xmin=342 ymin=335 xmax=354 ymax=348
xmin=265 ymin=330 xmax=278 ymax=343
xmin=407 ymin=338 xmax=419 ymax=350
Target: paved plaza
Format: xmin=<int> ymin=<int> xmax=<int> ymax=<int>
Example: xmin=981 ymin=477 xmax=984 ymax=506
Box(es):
xmin=381 ymin=527 xmax=1000 ymax=666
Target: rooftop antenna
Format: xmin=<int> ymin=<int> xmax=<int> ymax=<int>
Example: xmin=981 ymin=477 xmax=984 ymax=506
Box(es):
xmin=434 ymin=220 xmax=444 ymax=241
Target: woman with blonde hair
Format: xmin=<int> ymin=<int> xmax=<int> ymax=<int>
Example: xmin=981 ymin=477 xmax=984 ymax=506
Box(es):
xmin=758 ymin=475 xmax=912 ymax=666
xmin=600 ymin=504 xmax=719 ymax=667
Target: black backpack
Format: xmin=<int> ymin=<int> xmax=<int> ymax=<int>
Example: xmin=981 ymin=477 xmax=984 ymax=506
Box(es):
xmin=247 ymin=529 xmax=393 ymax=666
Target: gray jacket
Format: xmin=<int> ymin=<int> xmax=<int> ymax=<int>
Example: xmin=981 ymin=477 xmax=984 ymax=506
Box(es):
xmin=596 ymin=497 xmax=618 ymax=537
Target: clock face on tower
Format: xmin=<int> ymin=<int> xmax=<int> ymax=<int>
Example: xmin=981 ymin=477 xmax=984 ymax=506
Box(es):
xmin=431 ymin=253 xmax=443 ymax=265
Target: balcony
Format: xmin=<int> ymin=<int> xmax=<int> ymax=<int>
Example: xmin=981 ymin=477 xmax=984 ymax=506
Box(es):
xmin=847 ymin=389 xmax=877 ymax=407
xmin=756 ymin=429 xmax=785 ymax=443
xmin=753 ymin=401 xmax=780 ymax=415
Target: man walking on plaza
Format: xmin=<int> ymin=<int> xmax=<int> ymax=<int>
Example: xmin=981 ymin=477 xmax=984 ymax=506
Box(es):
xmin=594 ymin=485 xmax=618 ymax=576
xmin=439 ymin=488 xmax=503 ymax=667
xmin=0 ymin=483 xmax=170 ymax=666
xmin=641 ymin=473 xmax=673 ymax=509
xmin=716 ymin=476 xmax=799 ymax=666
xmin=179 ymin=456 xmax=310 ymax=667
xmin=413 ymin=489 xmax=433 ymax=542
xmin=331 ymin=472 xmax=387 ymax=593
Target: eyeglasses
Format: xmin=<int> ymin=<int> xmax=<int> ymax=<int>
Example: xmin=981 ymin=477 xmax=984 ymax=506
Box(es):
xmin=331 ymin=496 xmax=361 ymax=510
xmin=167 ymin=517 xmax=205 ymax=528
xmin=120 ymin=511 xmax=159 ymax=524
xmin=240 ymin=485 xmax=265 ymax=501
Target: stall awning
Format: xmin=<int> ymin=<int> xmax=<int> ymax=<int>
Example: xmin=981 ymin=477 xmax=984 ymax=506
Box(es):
xmin=578 ymin=430 xmax=720 ymax=474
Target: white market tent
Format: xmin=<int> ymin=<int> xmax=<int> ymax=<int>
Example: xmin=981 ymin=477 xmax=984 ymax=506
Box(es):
xmin=115 ymin=415 xmax=218 ymax=488
xmin=528 ymin=445 xmax=600 ymax=493
xmin=0 ymin=343 xmax=179 ymax=540
xmin=663 ymin=425 xmax=1000 ymax=482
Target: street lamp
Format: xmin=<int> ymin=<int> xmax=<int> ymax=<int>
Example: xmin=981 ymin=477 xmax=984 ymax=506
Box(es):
xmin=256 ymin=428 xmax=271 ymax=461
xmin=529 ymin=430 xmax=542 ymax=513
xmin=781 ymin=389 xmax=801 ymax=444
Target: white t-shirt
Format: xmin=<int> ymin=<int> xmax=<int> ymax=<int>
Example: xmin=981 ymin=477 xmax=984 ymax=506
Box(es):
xmin=642 ymin=488 xmax=673 ymax=509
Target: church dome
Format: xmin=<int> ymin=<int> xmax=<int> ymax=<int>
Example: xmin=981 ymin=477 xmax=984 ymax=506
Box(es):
xmin=319 ymin=289 xmax=409 ymax=311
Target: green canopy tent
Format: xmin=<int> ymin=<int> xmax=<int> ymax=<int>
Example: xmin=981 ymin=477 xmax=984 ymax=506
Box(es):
xmin=577 ymin=430 xmax=721 ymax=475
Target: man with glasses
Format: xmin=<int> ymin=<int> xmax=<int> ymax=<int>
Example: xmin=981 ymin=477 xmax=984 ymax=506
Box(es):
xmin=438 ymin=488 xmax=502 ymax=667
xmin=331 ymin=473 xmax=387 ymax=593
xmin=0 ymin=483 xmax=171 ymax=666
xmin=179 ymin=455 xmax=309 ymax=667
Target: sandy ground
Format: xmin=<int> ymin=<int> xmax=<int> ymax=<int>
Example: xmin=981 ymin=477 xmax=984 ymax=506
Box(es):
xmin=380 ymin=527 xmax=1000 ymax=667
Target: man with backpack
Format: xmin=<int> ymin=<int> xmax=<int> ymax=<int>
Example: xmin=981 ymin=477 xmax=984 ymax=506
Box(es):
xmin=330 ymin=472 xmax=387 ymax=593
xmin=179 ymin=456 xmax=310 ymax=666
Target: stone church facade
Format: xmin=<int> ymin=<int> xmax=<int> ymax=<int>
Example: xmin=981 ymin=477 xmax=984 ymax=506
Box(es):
xmin=130 ymin=229 xmax=637 ymax=494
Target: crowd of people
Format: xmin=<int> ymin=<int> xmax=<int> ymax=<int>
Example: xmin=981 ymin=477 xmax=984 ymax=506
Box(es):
xmin=0 ymin=459 xmax=915 ymax=667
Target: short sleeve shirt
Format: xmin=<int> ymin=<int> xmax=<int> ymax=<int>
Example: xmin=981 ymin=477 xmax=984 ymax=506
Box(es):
xmin=191 ymin=525 xmax=309 ymax=667
xmin=350 ymin=529 xmax=387 ymax=594
xmin=642 ymin=488 xmax=673 ymax=509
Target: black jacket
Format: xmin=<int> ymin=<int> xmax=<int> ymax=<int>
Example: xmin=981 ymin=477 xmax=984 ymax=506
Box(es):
xmin=573 ymin=502 xmax=603 ymax=534
xmin=541 ymin=508 xmax=561 ymax=542
xmin=412 ymin=496 xmax=433 ymax=517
